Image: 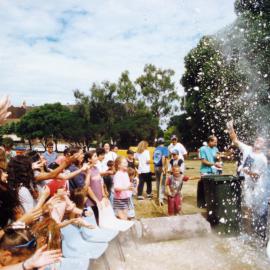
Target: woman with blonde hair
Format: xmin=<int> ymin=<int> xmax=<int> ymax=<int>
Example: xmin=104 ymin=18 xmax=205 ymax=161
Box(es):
xmin=0 ymin=147 xmax=7 ymax=170
xmin=135 ymin=140 xmax=152 ymax=200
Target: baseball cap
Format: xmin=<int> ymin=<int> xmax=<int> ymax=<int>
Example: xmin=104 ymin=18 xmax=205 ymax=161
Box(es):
xmin=157 ymin=137 xmax=165 ymax=144
xmin=171 ymin=135 xmax=178 ymax=140
xmin=171 ymin=149 xmax=179 ymax=155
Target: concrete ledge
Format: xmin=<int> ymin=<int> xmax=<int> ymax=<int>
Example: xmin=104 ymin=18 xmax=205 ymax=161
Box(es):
xmin=134 ymin=214 xmax=211 ymax=242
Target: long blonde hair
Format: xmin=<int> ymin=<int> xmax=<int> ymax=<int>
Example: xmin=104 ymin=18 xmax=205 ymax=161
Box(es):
xmin=0 ymin=147 xmax=7 ymax=170
xmin=114 ymin=156 xmax=125 ymax=171
xmin=137 ymin=140 xmax=148 ymax=154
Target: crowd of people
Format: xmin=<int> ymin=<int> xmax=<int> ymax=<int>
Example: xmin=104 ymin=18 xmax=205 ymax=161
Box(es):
xmin=0 ymin=97 xmax=189 ymax=270
xmin=1 ymin=95 xmax=270 ymax=268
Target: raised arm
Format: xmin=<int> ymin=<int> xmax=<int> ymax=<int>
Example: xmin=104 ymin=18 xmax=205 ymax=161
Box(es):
xmin=35 ymin=186 xmax=50 ymax=209
xmin=35 ymin=161 xmax=69 ymax=182
xmin=35 ymin=154 xmax=78 ymax=182
xmin=0 ymin=96 xmax=11 ymax=125
xmin=226 ymin=120 xmax=240 ymax=147
xmin=59 ymin=163 xmax=89 ymax=180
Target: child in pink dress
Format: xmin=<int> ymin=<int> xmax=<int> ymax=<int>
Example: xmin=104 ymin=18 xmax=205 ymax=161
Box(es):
xmin=113 ymin=157 xmax=133 ymax=220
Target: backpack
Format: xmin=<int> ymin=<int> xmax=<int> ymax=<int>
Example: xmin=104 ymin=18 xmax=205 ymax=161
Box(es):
xmin=154 ymin=149 xmax=163 ymax=166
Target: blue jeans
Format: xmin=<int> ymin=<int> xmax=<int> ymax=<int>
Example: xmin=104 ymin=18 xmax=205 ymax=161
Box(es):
xmin=155 ymin=167 xmax=165 ymax=202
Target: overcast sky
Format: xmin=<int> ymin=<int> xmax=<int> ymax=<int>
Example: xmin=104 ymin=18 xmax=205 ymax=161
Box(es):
xmin=0 ymin=0 xmax=236 ymax=106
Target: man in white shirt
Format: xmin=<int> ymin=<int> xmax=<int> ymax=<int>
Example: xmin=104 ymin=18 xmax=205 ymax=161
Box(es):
xmin=168 ymin=135 xmax=188 ymax=160
xmin=227 ymin=120 xmax=269 ymax=239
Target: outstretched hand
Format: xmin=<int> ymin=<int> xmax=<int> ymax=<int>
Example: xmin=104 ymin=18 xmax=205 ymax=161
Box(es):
xmin=226 ymin=120 xmax=234 ymax=132
xmin=23 ymin=245 xmax=62 ymax=270
xmin=19 ymin=207 xmax=43 ymax=224
xmin=0 ymin=96 xmax=11 ymax=125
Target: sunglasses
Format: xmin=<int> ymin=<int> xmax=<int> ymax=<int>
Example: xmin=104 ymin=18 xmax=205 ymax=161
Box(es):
xmin=3 ymin=239 xmax=36 ymax=250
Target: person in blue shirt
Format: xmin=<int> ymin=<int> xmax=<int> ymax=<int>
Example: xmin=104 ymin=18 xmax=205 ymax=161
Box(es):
xmin=42 ymin=142 xmax=58 ymax=167
xmin=199 ymin=135 xmax=222 ymax=175
xmin=154 ymin=138 xmax=169 ymax=204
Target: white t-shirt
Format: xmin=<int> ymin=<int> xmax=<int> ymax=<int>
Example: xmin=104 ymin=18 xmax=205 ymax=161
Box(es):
xmin=96 ymin=160 xmax=107 ymax=173
xmin=168 ymin=143 xmax=187 ymax=160
xmin=135 ymin=150 xmax=151 ymax=174
xmin=238 ymin=142 xmax=268 ymax=210
xmin=238 ymin=142 xmax=267 ymax=177
xmin=19 ymin=186 xmax=37 ymax=213
xmin=102 ymin=151 xmax=118 ymax=170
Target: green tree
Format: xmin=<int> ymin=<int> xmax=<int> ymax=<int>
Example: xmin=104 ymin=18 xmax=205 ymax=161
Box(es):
xmin=116 ymin=71 xmax=137 ymax=104
xmin=74 ymin=81 xmax=124 ymax=144
xmin=235 ymin=0 xmax=270 ymax=14
xmin=113 ymin=111 xmax=158 ymax=148
xmin=16 ymin=103 xmax=81 ymax=150
xmin=74 ymin=74 xmax=159 ymax=147
xmin=136 ymin=64 xmax=179 ymax=122
xmin=170 ymin=0 xmax=270 ymax=149
xmin=179 ymin=36 xmax=247 ymax=148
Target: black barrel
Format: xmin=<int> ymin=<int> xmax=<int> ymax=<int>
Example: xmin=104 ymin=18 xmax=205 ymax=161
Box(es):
xmin=202 ymin=175 xmax=243 ymax=235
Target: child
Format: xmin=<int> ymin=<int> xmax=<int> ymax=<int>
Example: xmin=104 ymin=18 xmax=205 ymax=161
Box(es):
xmin=127 ymin=167 xmax=138 ymax=219
xmin=166 ymin=165 xmax=185 ymax=216
xmin=113 ymin=156 xmax=133 ymax=220
xmin=126 ymin=149 xmax=136 ymax=169
xmin=103 ymin=160 xmax=115 ymax=200
xmin=84 ymin=151 xmax=110 ymax=224
xmin=168 ymin=149 xmax=184 ymax=173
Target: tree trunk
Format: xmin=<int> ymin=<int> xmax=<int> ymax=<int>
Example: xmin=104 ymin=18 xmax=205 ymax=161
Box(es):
xmin=40 ymin=138 xmax=47 ymax=151
xmin=54 ymin=139 xmax=58 ymax=152
xmin=28 ymin=139 xmax=32 ymax=150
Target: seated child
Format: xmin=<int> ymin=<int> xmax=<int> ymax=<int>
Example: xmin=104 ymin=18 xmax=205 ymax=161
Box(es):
xmin=166 ymin=165 xmax=187 ymax=216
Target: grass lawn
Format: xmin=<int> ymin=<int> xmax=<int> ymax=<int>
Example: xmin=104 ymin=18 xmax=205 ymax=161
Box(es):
xmin=135 ymin=160 xmax=237 ymax=219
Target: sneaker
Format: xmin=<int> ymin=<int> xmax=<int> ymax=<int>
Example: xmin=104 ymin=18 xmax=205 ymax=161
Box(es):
xmin=159 ymin=200 xmax=164 ymax=206
xmin=137 ymin=196 xmax=144 ymax=200
xmin=147 ymin=194 xmax=153 ymax=200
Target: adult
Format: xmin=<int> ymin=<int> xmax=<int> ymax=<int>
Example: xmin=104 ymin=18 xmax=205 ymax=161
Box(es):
xmin=199 ymin=135 xmax=222 ymax=175
xmin=7 ymin=154 xmax=74 ymax=213
xmin=168 ymin=135 xmax=188 ymax=160
xmin=135 ymin=140 xmax=152 ymax=200
xmin=0 ymin=147 xmax=7 ymax=170
xmin=153 ymin=138 xmax=169 ymax=204
xmin=66 ymin=147 xmax=86 ymax=192
xmin=102 ymin=143 xmax=117 ymax=170
xmin=227 ymin=120 xmax=269 ymax=239
xmin=42 ymin=142 xmax=58 ymax=167
xmin=3 ymin=140 xmax=16 ymax=163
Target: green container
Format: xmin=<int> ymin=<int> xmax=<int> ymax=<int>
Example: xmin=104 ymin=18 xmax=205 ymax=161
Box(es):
xmin=202 ymin=175 xmax=243 ymax=235
xmin=197 ymin=179 xmax=206 ymax=208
